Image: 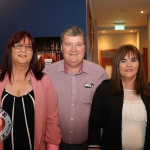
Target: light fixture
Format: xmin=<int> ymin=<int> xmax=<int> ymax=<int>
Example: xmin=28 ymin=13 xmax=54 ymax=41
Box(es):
xmin=114 ymin=23 xmax=125 ymax=30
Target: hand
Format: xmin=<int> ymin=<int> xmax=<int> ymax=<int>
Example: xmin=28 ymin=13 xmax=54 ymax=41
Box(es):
xmin=0 ymin=117 xmax=5 ymax=132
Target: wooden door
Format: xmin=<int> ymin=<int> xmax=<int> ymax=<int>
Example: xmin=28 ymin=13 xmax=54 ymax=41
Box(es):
xmin=143 ymin=48 xmax=148 ymax=79
xmin=100 ymin=49 xmax=116 ymax=78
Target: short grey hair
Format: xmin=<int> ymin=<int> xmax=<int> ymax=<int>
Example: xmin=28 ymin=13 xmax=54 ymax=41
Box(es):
xmin=60 ymin=26 xmax=86 ymax=45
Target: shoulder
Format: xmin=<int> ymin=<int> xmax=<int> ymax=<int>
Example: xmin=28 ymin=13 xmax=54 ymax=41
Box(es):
xmin=83 ymin=60 xmax=106 ymax=73
xmin=45 ymin=60 xmax=63 ymax=69
xmin=43 ymin=60 xmax=63 ymax=75
xmin=83 ymin=59 xmax=103 ymax=69
xmin=42 ymin=73 xmax=50 ymax=80
xmin=102 ymin=79 xmax=111 ymax=86
xmin=97 ymin=79 xmax=111 ymax=90
xmin=83 ymin=60 xmax=108 ymax=79
xmin=40 ymin=74 xmax=53 ymax=86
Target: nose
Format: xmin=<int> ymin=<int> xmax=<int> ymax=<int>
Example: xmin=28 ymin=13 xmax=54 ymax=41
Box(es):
xmin=20 ymin=46 xmax=26 ymax=52
xmin=126 ymin=60 xmax=132 ymax=66
xmin=70 ymin=44 xmax=77 ymax=52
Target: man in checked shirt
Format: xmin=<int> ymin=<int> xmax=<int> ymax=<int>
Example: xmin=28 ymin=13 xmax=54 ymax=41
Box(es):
xmin=43 ymin=26 xmax=108 ymax=150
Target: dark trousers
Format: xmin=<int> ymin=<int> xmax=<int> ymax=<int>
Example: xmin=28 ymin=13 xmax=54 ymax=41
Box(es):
xmin=59 ymin=141 xmax=88 ymax=150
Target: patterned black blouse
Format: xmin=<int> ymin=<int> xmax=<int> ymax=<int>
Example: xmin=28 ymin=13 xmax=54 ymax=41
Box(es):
xmin=2 ymin=89 xmax=34 ymax=150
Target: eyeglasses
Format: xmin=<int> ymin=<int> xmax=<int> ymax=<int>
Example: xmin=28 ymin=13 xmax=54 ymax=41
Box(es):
xmin=13 ymin=43 xmax=32 ymax=51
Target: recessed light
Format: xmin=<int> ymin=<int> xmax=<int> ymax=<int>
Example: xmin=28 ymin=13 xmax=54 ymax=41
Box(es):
xmin=141 ymin=11 xmax=144 ymax=13
xmin=103 ymin=31 xmax=105 ymax=33
xmin=130 ymin=30 xmax=132 ymax=32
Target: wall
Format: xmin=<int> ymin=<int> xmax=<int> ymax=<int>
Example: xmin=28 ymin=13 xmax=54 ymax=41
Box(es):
xmin=98 ymin=33 xmax=137 ymax=50
xmin=136 ymin=31 xmax=140 ymax=50
xmin=139 ymin=27 xmax=148 ymax=53
xmin=0 ymin=0 xmax=87 ymax=64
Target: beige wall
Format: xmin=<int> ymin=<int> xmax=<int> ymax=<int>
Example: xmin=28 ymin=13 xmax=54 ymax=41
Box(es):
xmin=98 ymin=31 xmax=149 ymax=80
xmin=98 ymin=33 xmax=137 ymax=51
xmin=136 ymin=31 xmax=140 ymax=51
xmin=97 ymin=27 xmax=148 ymax=60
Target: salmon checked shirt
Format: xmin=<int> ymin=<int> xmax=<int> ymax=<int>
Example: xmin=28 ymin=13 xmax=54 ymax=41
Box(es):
xmin=43 ymin=59 xmax=108 ymax=144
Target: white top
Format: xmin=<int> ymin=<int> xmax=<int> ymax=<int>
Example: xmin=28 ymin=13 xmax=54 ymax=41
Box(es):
xmin=122 ymin=89 xmax=147 ymax=150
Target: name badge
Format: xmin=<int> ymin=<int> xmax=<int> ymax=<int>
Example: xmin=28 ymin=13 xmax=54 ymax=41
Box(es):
xmin=84 ymin=83 xmax=94 ymax=88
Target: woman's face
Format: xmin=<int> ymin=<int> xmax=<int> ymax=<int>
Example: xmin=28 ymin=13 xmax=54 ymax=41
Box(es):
xmin=11 ymin=37 xmax=33 ymax=66
xmin=119 ymin=52 xmax=139 ymax=82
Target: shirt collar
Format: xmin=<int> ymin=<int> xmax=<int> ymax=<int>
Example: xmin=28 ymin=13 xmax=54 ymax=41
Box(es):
xmin=57 ymin=59 xmax=89 ymax=74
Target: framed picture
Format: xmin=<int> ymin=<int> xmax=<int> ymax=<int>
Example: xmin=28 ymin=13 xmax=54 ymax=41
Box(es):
xmin=34 ymin=37 xmax=61 ymax=70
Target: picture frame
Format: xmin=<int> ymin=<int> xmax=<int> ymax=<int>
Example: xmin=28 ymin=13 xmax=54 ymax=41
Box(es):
xmin=34 ymin=37 xmax=61 ymax=70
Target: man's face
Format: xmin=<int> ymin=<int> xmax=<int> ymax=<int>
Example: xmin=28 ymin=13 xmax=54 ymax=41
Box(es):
xmin=61 ymin=34 xmax=86 ymax=68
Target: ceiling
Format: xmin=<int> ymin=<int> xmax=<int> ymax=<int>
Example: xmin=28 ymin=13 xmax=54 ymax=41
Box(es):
xmin=89 ymin=0 xmax=150 ymax=33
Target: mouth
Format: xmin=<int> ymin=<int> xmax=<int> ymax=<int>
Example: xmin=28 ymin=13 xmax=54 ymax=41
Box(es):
xmin=125 ymin=69 xmax=133 ymax=72
xmin=19 ymin=54 xmax=26 ymax=58
xmin=69 ymin=53 xmax=78 ymax=55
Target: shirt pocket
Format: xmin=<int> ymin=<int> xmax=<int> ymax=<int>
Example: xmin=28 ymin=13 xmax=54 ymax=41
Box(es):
xmin=81 ymin=87 xmax=94 ymax=104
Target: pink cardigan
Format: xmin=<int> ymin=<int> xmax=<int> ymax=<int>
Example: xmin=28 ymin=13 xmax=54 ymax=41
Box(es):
xmin=0 ymin=72 xmax=61 ymax=150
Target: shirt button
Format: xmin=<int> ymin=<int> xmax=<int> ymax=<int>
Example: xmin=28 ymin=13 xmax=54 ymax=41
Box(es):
xmin=70 ymin=131 xmax=73 ymax=133
xmin=71 ymin=118 xmax=74 ymax=121
xmin=72 ymin=104 xmax=74 ymax=106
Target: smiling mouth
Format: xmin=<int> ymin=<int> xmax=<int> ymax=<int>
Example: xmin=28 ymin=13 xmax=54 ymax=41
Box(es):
xmin=19 ymin=54 xmax=26 ymax=57
xmin=69 ymin=53 xmax=78 ymax=55
xmin=125 ymin=69 xmax=133 ymax=72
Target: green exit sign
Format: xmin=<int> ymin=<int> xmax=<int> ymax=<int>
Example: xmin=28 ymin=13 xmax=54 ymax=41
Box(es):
xmin=115 ymin=25 xmax=125 ymax=30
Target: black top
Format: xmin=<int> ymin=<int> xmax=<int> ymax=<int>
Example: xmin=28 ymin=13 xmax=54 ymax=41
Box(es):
xmin=88 ymin=79 xmax=150 ymax=150
xmin=2 ymin=89 xmax=34 ymax=150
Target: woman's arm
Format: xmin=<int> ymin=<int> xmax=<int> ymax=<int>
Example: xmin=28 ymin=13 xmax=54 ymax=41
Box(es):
xmin=88 ymin=84 xmax=104 ymax=148
xmin=43 ymin=75 xmax=61 ymax=150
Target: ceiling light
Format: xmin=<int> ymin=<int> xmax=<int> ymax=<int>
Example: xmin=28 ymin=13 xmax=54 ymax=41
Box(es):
xmin=114 ymin=23 xmax=125 ymax=30
xmin=130 ymin=30 xmax=132 ymax=32
xmin=103 ymin=31 xmax=105 ymax=33
xmin=141 ymin=11 xmax=144 ymax=13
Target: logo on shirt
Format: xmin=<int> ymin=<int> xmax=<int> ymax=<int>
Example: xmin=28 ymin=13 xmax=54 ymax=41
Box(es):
xmin=0 ymin=108 xmax=12 ymax=141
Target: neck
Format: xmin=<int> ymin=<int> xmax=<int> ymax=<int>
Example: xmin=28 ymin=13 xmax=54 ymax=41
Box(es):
xmin=122 ymin=80 xmax=135 ymax=90
xmin=67 ymin=65 xmax=81 ymax=75
xmin=121 ymin=76 xmax=136 ymax=90
xmin=65 ymin=62 xmax=82 ymax=75
xmin=12 ymin=65 xmax=30 ymax=80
